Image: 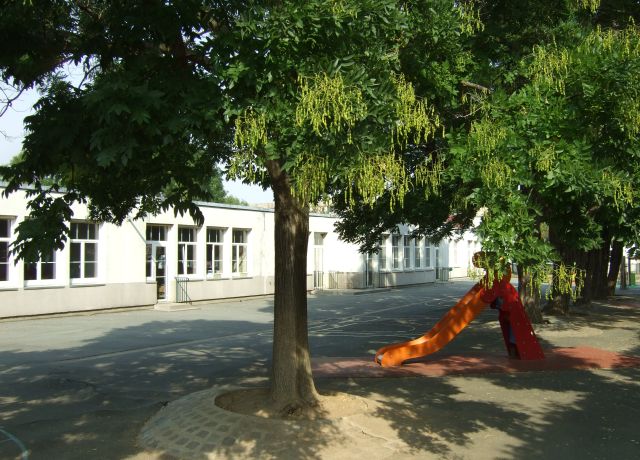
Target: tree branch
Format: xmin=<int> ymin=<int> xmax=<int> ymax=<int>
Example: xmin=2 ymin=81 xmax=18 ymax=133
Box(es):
xmin=461 ymin=80 xmax=491 ymax=93
xmin=0 ymin=85 xmax=27 ymax=120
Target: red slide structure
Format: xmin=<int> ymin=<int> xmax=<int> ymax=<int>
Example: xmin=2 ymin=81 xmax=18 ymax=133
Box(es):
xmin=375 ymin=274 xmax=544 ymax=367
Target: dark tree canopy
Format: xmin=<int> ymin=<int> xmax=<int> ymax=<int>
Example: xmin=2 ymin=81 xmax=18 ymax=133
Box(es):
xmin=334 ymin=0 xmax=640 ymax=312
xmin=0 ymin=0 xmax=483 ymax=413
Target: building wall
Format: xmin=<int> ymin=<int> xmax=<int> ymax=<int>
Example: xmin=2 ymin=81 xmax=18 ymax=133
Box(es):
xmin=1 ymin=186 xmax=479 ymax=318
xmin=447 ymin=231 xmax=482 ymax=279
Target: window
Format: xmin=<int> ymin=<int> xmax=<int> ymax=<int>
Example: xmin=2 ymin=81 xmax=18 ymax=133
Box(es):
xmin=146 ymin=224 xmax=167 ymax=281
xmin=70 ymin=222 xmax=99 ymax=279
xmin=415 ymin=237 xmax=422 ymax=268
xmin=403 ymin=236 xmax=412 ymax=269
xmin=313 ymin=232 xmax=325 ymax=273
xmin=178 ymin=227 xmax=197 ymax=275
xmin=0 ymin=218 xmax=11 ymax=282
xmin=392 ymin=235 xmax=400 ymax=269
xmin=313 ymin=232 xmax=325 ymax=288
xmin=24 ymin=249 xmax=56 ymax=282
xmin=232 ymin=229 xmax=249 ymax=275
xmin=207 ymin=228 xmax=224 ymax=276
xmin=379 ymin=235 xmax=388 ymax=271
xmin=425 ymin=240 xmax=432 ymax=268
xmin=453 ymin=240 xmax=458 ymax=267
xmin=146 ymin=224 xmax=166 ymax=242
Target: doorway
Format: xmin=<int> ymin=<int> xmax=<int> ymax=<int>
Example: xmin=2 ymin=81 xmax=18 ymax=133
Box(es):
xmin=364 ymin=252 xmax=375 ymax=288
xmin=313 ymin=232 xmax=325 ymax=289
xmin=146 ymin=243 xmax=167 ymax=300
xmin=146 ymin=224 xmax=168 ymax=301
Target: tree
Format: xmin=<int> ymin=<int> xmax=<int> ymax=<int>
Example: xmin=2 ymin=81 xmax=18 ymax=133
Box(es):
xmin=335 ymin=0 xmax=640 ymax=318
xmin=0 ymin=1 xmax=477 ymax=414
xmin=448 ymin=16 xmax=640 ymax=314
xmin=203 ymin=167 xmax=249 ymax=206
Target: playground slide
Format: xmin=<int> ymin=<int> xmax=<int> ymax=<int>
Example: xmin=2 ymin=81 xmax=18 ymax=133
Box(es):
xmin=375 ymin=283 xmax=489 ymax=367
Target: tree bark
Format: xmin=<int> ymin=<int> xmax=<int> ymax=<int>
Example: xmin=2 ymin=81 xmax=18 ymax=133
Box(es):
xmin=267 ymin=160 xmax=320 ymax=415
xmin=608 ymin=240 xmax=624 ymax=295
xmin=619 ymin=255 xmax=627 ymax=290
xmin=517 ymin=265 xmax=543 ymax=323
xmin=592 ymin=230 xmax=611 ymax=299
xmin=546 ymin=225 xmax=571 ymax=315
xmin=576 ymin=249 xmax=593 ymax=305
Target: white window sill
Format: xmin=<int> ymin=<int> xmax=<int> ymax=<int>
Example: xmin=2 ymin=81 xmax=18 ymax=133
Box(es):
xmin=24 ymin=282 xmax=66 ymax=289
xmin=207 ymin=275 xmax=229 ymax=281
xmin=0 ymin=283 xmax=19 ymax=291
xmin=70 ymin=280 xmax=106 ymax=287
xmin=231 ymin=274 xmax=252 ymax=279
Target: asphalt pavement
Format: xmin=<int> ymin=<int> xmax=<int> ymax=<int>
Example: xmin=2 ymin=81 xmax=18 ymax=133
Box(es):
xmin=0 ymin=280 xmax=638 ymax=459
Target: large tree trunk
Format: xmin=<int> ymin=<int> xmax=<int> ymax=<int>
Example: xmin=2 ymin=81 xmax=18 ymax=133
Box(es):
xmin=607 ymin=240 xmax=623 ymax=295
xmin=547 ymin=261 xmax=571 ymax=315
xmin=592 ymin=230 xmax=611 ymax=299
xmin=517 ymin=265 xmax=543 ymax=323
xmin=546 ymin=225 xmax=571 ymax=315
xmin=268 ymin=160 xmax=320 ymax=415
xmin=576 ymin=249 xmax=593 ymax=305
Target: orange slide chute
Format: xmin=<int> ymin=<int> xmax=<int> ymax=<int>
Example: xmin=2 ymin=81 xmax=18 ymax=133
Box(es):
xmin=375 ymin=283 xmax=489 ymax=367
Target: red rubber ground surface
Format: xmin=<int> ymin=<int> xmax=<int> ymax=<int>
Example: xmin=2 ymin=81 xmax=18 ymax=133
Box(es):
xmin=313 ymin=347 xmax=640 ymax=378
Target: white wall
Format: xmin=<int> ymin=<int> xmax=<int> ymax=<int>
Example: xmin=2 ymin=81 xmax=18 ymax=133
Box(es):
xmin=0 ymin=186 xmax=481 ymax=317
xmin=0 ymin=188 xmax=358 ymax=317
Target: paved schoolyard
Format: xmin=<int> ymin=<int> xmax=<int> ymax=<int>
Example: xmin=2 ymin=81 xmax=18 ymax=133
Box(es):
xmin=1 ymin=280 xmax=639 ymax=459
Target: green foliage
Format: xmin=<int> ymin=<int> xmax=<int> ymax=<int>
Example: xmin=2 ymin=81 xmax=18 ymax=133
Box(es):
xmin=336 ymin=0 xmax=640 ymax=304
xmin=197 ymin=167 xmax=249 ymax=206
xmin=295 ymin=73 xmax=367 ymax=140
xmin=0 ymin=1 xmax=232 ymax=258
xmin=452 ymin=19 xmax=640 ymax=296
xmin=0 ymin=0 xmax=476 ymax=262
xmin=224 ymin=0 xmax=462 ymax=215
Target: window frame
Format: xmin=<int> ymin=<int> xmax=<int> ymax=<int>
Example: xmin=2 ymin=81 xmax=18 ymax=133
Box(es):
xmin=231 ymin=229 xmax=249 ymax=276
xmin=206 ymin=227 xmax=225 ymax=278
xmin=403 ymin=235 xmax=412 ymax=270
xmin=145 ymin=224 xmax=168 ymax=282
xmin=0 ymin=217 xmax=13 ymax=286
xmin=415 ymin=237 xmax=422 ymax=269
xmin=69 ymin=221 xmax=100 ymax=284
xmin=425 ymin=240 xmax=432 ymax=268
xmin=391 ymin=234 xmax=401 ymax=270
xmin=177 ymin=226 xmax=198 ymax=277
xmin=379 ymin=235 xmax=389 ymax=271
xmin=24 ymin=248 xmax=58 ymax=286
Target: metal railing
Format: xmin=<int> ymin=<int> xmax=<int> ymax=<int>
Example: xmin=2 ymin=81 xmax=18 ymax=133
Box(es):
xmin=175 ymin=276 xmax=192 ymax=303
xmin=437 ymin=267 xmax=452 ymax=281
xmin=313 ymin=270 xmax=324 ymax=290
xmin=328 ymin=271 xmax=341 ymax=289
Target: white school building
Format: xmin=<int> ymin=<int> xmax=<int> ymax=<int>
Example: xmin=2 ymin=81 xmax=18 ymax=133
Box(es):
xmin=0 ymin=186 xmax=480 ymax=318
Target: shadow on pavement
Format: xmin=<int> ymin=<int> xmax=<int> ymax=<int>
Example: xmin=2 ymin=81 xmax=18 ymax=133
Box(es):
xmin=0 ymin=287 xmax=637 ymax=459
xmin=0 ymin=318 xmax=274 ymax=459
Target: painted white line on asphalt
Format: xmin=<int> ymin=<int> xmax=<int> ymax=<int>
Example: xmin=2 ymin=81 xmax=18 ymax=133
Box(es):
xmin=0 ymin=427 xmax=29 ymax=460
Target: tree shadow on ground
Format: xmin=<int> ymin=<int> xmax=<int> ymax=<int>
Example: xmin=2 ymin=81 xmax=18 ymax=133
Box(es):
xmin=314 ymin=360 xmax=639 ymax=459
xmin=0 ymin=287 xmax=637 ymax=459
xmin=0 ymin=317 xmax=277 ymax=460
xmin=308 ymin=295 xmax=640 ymax=459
